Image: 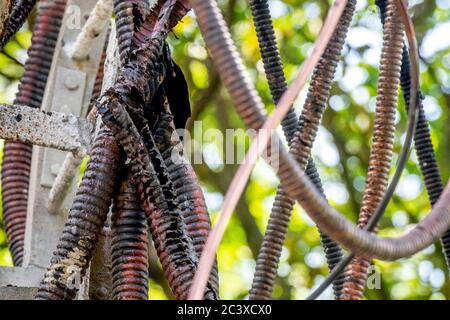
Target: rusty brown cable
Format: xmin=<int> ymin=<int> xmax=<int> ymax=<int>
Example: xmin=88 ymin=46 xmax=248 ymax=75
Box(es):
xmin=97 ymin=87 xmax=217 ymax=300
xmin=99 ymin=1 xmax=217 ymax=299
xmin=111 ymin=60 xmax=151 ymax=300
xmin=111 ymin=174 xmax=149 ymax=300
xmin=341 ymin=0 xmax=406 ymax=300
xmin=256 ymin=0 xmax=422 ymax=300
xmin=284 ymin=0 xmax=424 ymax=257
xmin=114 ymin=0 xmax=190 ymax=65
xmin=377 ymin=0 xmax=450 ymax=272
xmin=35 ymin=1 xmax=135 ymax=300
xmin=36 ymin=21 xmax=160 ymax=299
xmin=118 ymin=75 xmax=216 ymax=299
xmin=113 ymin=0 xmax=150 ymax=65
xmin=119 ymin=60 xmax=219 ymax=299
xmin=35 ymin=126 xmax=122 ymax=300
xmin=142 ymin=2 xmax=217 ymax=284
xmin=1 ymin=0 xmax=68 ymax=267
xmin=112 ymin=1 xmax=153 ymax=299
xmin=113 ymin=0 xmax=218 ymax=298
xmin=111 ymin=146 xmax=150 ymax=299
xmin=188 ymin=0 xmax=349 ymax=299
xmin=0 ymin=0 xmax=37 ymax=49
xmin=187 ymin=0 xmax=450 ymax=296
xmin=91 ymin=28 xmax=110 ymax=102
xmin=306 ymin=0 xmax=421 ymax=300
xmin=248 ymin=0 xmax=355 ymax=300
xmin=263 ymin=96 xmax=446 ymax=261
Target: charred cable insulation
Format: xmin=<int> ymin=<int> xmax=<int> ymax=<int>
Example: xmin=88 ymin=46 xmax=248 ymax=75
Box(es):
xmin=157 ymin=109 xmax=220 ymax=293
xmin=8 ymin=0 xmax=442 ymax=302
xmin=36 ymin=127 xmax=121 ymax=300
xmin=0 ymin=0 xmax=37 ymax=49
xmin=112 ymin=0 xmax=218 ymax=299
xmin=36 ymin=0 xmax=155 ymax=301
xmin=112 ymin=0 xmax=153 ymax=300
xmin=114 ymin=56 xmax=218 ymax=299
xmin=113 ymin=0 xmax=150 ymax=65
xmin=92 ymin=27 xmax=110 ymax=102
xmin=97 ymin=87 xmax=217 ymax=300
xmin=148 ymin=89 xmax=220 ymax=293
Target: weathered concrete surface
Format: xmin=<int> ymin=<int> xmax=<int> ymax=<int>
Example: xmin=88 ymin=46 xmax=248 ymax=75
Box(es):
xmin=0 ymin=104 xmax=94 ymax=158
xmin=0 ymin=287 xmax=38 ymax=300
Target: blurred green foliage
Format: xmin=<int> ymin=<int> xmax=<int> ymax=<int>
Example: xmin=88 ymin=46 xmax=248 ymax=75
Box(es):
xmin=1 ymin=0 xmax=450 ymax=300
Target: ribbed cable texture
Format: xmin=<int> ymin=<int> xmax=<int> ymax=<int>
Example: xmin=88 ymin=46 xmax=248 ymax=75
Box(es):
xmin=124 ymin=98 xmax=220 ymax=299
xmin=153 ymin=111 xmax=220 ymax=293
xmin=1 ymin=0 xmax=67 ymax=267
xmin=341 ymin=0 xmax=404 ymax=300
xmin=123 ymin=97 xmax=205 ymax=300
xmin=191 ymin=0 xmax=450 ymax=264
xmin=190 ymin=0 xmax=348 ymax=297
xmin=249 ymin=0 xmax=356 ymax=300
xmin=190 ymin=0 xmax=268 ymax=131
xmin=98 ymin=8 xmax=219 ymax=295
xmin=111 ymin=176 xmax=149 ymax=300
xmin=376 ymin=0 xmax=448 ymax=271
xmin=0 ymin=0 xmax=37 ymax=49
xmin=309 ymin=165 xmax=346 ymax=297
xmin=35 ymin=127 xmax=121 ymax=300
xmin=248 ymin=0 xmax=297 ymax=141
xmin=112 ymin=1 xmax=218 ymax=299
xmin=97 ymin=87 xmax=218 ymax=300
xmin=93 ymin=51 xmax=107 ymax=100
xmin=113 ymin=0 xmax=149 ymax=65
xmin=110 ymin=4 xmax=152 ymax=296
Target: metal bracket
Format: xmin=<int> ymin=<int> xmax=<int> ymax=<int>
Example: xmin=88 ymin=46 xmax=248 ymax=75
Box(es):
xmin=21 ymin=0 xmax=109 ymax=284
xmin=0 ymin=104 xmax=94 ymax=157
xmin=0 ymin=0 xmax=112 ymax=300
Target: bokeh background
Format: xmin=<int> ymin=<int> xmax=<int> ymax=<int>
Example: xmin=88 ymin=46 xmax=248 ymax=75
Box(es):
xmin=1 ymin=0 xmax=450 ymax=300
